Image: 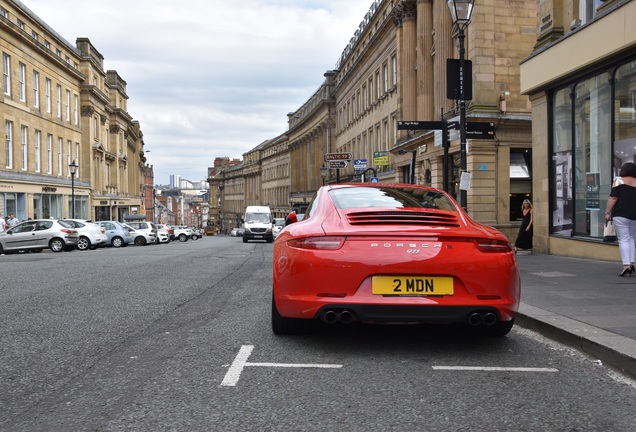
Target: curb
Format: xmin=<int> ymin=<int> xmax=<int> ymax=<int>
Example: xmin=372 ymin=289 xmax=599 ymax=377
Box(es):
xmin=516 ymin=303 xmax=636 ymax=380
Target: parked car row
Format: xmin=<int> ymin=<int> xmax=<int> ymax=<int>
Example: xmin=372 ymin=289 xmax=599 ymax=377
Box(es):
xmin=0 ymin=219 xmax=202 ymax=254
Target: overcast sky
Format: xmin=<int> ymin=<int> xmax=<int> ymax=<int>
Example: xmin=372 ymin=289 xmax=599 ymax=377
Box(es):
xmin=20 ymin=0 xmax=375 ymax=185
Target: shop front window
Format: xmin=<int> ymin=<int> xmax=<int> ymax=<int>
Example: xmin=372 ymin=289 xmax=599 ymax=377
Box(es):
xmin=552 ymin=88 xmax=573 ymax=235
xmin=573 ymin=73 xmax=611 ymax=238
xmin=550 ymin=58 xmax=636 ymax=241
xmin=614 ymin=61 xmax=636 ymax=173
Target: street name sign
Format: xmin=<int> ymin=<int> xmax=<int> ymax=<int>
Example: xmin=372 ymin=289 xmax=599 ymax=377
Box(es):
xmin=398 ymin=121 xmax=445 ymax=130
xmin=324 ymin=153 xmax=353 ymax=162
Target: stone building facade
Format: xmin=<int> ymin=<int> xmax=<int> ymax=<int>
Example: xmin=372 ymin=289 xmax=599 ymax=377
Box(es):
xmin=0 ymin=0 xmax=149 ymax=222
xmin=211 ymin=0 xmax=537 ymax=241
xmin=521 ymin=0 xmax=635 ymax=260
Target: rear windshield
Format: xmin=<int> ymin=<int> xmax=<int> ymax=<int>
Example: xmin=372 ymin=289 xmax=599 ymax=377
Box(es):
xmin=329 ymin=187 xmax=457 ymax=211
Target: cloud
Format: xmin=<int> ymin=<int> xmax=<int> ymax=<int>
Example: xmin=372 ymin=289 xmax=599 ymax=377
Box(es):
xmin=21 ymin=0 xmax=374 ymax=184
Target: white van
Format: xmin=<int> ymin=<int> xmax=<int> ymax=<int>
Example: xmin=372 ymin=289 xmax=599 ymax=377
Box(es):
xmin=242 ymin=206 xmax=274 ymax=243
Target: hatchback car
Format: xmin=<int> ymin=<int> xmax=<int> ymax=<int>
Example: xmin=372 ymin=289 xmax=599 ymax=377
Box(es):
xmin=125 ymin=221 xmax=158 ymax=245
xmin=0 ymin=219 xmax=79 ymax=253
xmin=96 ymin=221 xmax=133 ymax=248
xmin=272 ymin=183 xmax=520 ymax=336
xmin=123 ymin=223 xmax=156 ymax=246
xmin=62 ymin=219 xmax=108 ymax=251
xmin=155 ymin=224 xmax=173 ymax=243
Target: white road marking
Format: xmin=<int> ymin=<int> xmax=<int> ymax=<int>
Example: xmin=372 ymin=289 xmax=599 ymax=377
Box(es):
xmin=221 ymin=345 xmax=343 ymax=387
xmin=221 ymin=345 xmax=254 ymax=387
xmin=433 ymin=366 xmax=559 ymax=372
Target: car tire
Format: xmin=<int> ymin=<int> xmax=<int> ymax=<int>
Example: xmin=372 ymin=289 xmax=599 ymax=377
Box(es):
xmin=111 ymin=237 xmax=123 ymax=248
xmin=49 ymin=238 xmax=65 ymax=252
xmin=134 ymin=236 xmax=147 ymax=246
xmin=271 ymin=295 xmax=313 ymax=335
xmin=178 ymin=234 xmax=187 ymax=242
xmin=243 ymin=236 xmax=248 ymax=243
xmin=77 ymin=236 xmax=91 ymax=251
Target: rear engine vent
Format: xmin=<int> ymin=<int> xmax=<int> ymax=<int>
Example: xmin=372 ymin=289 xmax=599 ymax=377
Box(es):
xmin=347 ymin=211 xmax=459 ymax=226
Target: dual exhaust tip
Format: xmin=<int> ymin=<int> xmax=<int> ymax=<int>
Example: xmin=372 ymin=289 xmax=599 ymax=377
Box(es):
xmin=321 ymin=309 xmax=355 ymax=324
xmin=467 ymin=311 xmax=498 ymax=326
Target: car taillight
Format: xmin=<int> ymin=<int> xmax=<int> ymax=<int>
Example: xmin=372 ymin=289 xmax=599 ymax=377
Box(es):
xmin=60 ymin=229 xmax=73 ymax=234
xmin=474 ymin=239 xmax=512 ymax=253
xmin=287 ymin=236 xmax=345 ymax=250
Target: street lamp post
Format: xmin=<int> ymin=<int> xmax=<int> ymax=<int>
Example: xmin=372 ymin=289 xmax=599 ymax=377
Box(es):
xmin=320 ymin=164 xmax=327 ymax=185
xmin=69 ymin=160 xmax=78 ymax=218
xmin=447 ymin=0 xmax=474 ymax=211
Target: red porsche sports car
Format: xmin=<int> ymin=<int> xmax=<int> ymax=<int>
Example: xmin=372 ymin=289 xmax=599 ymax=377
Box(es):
xmin=272 ymin=183 xmax=520 ymax=336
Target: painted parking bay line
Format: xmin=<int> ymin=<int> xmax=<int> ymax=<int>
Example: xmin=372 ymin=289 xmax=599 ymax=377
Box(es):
xmin=221 ymin=345 xmax=343 ymax=387
xmin=433 ymin=366 xmax=558 ymax=372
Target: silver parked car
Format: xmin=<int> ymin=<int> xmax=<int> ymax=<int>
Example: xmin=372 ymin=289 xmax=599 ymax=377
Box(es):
xmin=62 ymin=219 xmax=108 ymax=251
xmin=96 ymin=221 xmax=133 ymax=248
xmin=0 ymin=219 xmax=79 ymax=254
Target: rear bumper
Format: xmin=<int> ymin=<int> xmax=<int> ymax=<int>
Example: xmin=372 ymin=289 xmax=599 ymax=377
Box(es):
xmin=315 ymin=304 xmax=508 ymax=325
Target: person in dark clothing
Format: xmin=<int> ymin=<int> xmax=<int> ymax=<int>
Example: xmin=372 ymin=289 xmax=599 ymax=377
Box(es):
xmin=605 ymin=162 xmax=636 ymax=276
xmin=514 ymin=199 xmax=533 ymax=254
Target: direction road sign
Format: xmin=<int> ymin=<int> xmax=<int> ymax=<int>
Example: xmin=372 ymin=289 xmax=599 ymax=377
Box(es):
xmin=397 ymin=121 xmax=445 ymax=130
xmin=324 ymin=152 xmax=353 ymax=162
xmin=466 ymin=122 xmax=495 ymax=139
xmin=354 ymin=159 xmax=367 ymax=172
xmin=328 ymin=160 xmax=349 ymax=169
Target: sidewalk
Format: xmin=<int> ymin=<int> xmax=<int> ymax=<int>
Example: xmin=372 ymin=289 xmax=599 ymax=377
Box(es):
xmin=515 ymin=252 xmax=636 ymax=380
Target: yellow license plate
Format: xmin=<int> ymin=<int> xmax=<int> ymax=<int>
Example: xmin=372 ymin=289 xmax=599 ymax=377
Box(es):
xmin=372 ymin=276 xmax=454 ymax=296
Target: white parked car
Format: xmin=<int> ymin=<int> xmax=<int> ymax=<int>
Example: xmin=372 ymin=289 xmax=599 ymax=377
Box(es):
xmin=171 ymin=225 xmax=200 ymax=242
xmin=123 ymin=223 xmax=156 ymax=246
xmin=125 ymin=221 xmax=158 ymax=246
xmin=62 ymin=219 xmax=108 ymax=251
xmin=272 ymin=218 xmax=285 ymax=239
xmin=155 ymin=224 xmax=172 ymax=243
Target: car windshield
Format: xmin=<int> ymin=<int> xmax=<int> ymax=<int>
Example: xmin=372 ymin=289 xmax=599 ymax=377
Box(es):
xmin=245 ymin=213 xmax=270 ymax=223
xmin=329 ymin=186 xmax=457 ymax=211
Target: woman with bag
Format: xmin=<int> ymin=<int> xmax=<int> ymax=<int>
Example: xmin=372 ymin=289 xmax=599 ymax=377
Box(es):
xmin=605 ymin=162 xmax=636 ymax=276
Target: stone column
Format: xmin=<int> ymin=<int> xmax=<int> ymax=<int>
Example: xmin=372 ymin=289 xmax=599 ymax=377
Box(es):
xmin=401 ymin=2 xmax=417 ymax=121
xmin=434 ymin=0 xmax=454 ymax=116
xmin=417 ymin=0 xmax=434 ymax=120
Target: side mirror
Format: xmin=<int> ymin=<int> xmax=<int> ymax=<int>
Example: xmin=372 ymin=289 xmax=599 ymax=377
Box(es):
xmin=285 ymin=211 xmax=297 ymax=227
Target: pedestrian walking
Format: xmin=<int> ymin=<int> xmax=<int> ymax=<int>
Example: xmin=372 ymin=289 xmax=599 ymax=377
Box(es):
xmin=0 ymin=214 xmax=5 ymax=232
xmin=514 ymin=199 xmax=534 ymax=254
xmin=605 ymin=162 xmax=636 ymax=276
xmin=6 ymin=213 xmax=19 ymax=229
